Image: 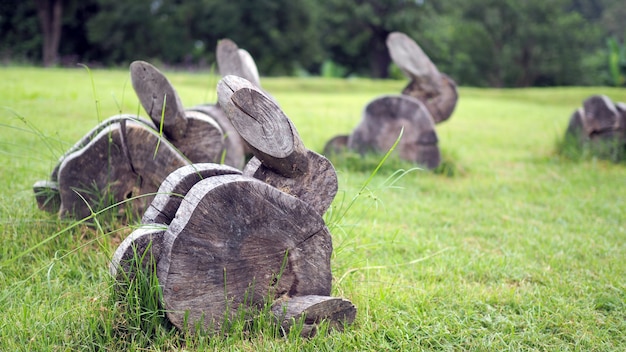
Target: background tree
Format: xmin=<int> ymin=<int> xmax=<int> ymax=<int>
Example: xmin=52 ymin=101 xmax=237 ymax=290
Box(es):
xmin=0 ymin=0 xmax=623 ymax=86
xmin=319 ymin=0 xmax=434 ymax=78
xmin=35 ymin=0 xmax=63 ymax=67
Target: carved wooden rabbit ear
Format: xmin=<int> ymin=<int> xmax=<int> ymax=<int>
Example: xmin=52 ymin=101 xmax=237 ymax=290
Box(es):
xmin=218 ymin=75 xmax=338 ymax=215
xmin=386 ymin=31 xmax=441 ymax=94
xmin=130 ymin=60 xmax=188 ymax=140
xmin=216 ymin=38 xmax=261 ymax=87
xmin=386 ymin=32 xmax=458 ymax=124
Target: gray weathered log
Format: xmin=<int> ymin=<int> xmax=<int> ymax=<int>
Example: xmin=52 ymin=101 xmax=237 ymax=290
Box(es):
xmin=271 ymin=295 xmax=357 ymax=337
xmin=218 ymin=77 xmax=308 ymax=177
xmin=33 ymin=180 xmax=61 ymax=213
xmin=580 ymin=95 xmax=622 ymax=137
xmin=57 ymin=120 xmax=189 ymax=219
xmin=216 ymin=38 xmax=261 ymax=87
xmin=243 ymin=152 xmax=337 ymax=216
xmin=387 ymin=31 xmax=441 ymax=94
xmin=130 ymin=60 xmax=188 ymax=140
xmin=189 ymin=104 xmax=247 ymax=169
xmin=109 ymin=225 xmax=170 ymax=279
xmin=564 ymin=95 xmax=626 ymax=159
xmin=157 ymin=174 xmax=333 ymax=332
xmin=322 ymin=135 xmax=349 ymax=156
xmin=142 ymin=163 xmax=241 ymax=225
xmin=386 ymin=31 xmax=458 ymax=124
xmin=401 ymin=73 xmax=458 ymax=124
xmin=50 ymin=115 xmax=156 ymax=182
xmin=348 ymin=95 xmax=440 ymax=169
xmin=172 ymin=110 xmax=225 ymax=164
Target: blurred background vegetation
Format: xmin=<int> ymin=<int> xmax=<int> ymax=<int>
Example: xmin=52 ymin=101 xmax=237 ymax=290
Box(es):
xmin=1 ymin=0 xmax=625 ymax=87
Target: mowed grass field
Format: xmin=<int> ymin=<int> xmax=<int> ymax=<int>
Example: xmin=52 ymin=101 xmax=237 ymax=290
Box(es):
xmin=1 ymin=67 xmax=625 ymax=350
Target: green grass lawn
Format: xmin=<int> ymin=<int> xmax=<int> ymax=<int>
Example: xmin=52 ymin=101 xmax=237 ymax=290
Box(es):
xmin=1 ymin=66 xmax=625 ymax=351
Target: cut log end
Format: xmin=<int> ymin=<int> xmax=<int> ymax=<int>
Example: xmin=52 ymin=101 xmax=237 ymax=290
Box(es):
xmin=33 ymin=180 xmax=61 ymax=213
xmin=271 ymin=295 xmax=357 ymax=337
xmin=109 ymin=225 xmax=169 ymax=280
xmin=130 ymin=60 xmax=188 ymax=140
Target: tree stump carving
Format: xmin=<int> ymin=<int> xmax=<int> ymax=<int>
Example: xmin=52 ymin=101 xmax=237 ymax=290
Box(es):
xmin=216 ymin=38 xmax=261 ymax=88
xmin=33 ymin=115 xmax=190 ymax=219
xmin=348 ymin=95 xmax=440 ymax=169
xmin=130 ymin=61 xmax=228 ymax=165
xmin=323 ymin=32 xmax=451 ymax=170
xmin=111 ymin=77 xmax=354 ymax=336
xmin=565 ymin=95 xmax=626 ymax=159
xmin=386 ymin=31 xmax=458 ymax=124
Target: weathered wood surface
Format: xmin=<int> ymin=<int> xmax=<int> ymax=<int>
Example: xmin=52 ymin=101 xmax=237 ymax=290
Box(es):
xmin=189 ymin=104 xmax=247 ymax=169
xmin=322 ymin=135 xmax=349 ymax=156
xmin=348 ymin=95 xmax=440 ymax=169
xmin=50 ymin=115 xmax=156 ymax=182
xmin=566 ymin=95 xmax=626 ymax=141
xmin=243 ymin=152 xmax=337 ymax=216
xmin=157 ymin=174 xmax=333 ymax=332
xmin=218 ymin=76 xmax=306 ymax=176
xmin=33 ymin=180 xmax=61 ymax=213
xmin=216 ymin=38 xmax=261 ymax=87
xmin=109 ymin=225 xmax=169 ymax=279
xmin=386 ymin=31 xmax=458 ymax=124
xmin=142 ymin=163 xmax=241 ymax=225
xmin=173 ymin=110 xmax=225 ymax=164
xmin=131 ymin=60 xmax=236 ymax=166
xmin=271 ymin=295 xmax=357 ymax=337
xmin=35 ymin=115 xmax=156 ymax=215
xmin=130 ymin=61 xmax=188 ymax=140
xmin=56 ymin=120 xmax=188 ymax=219
xmin=565 ymin=95 xmax=626 ymax=159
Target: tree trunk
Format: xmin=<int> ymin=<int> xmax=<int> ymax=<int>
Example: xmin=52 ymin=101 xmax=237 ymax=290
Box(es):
xmin=36 ymin=0 xmax=63 ymax=67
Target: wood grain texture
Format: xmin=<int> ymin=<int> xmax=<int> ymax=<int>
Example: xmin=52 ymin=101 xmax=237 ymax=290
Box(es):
xmin=56 ymin=120 xmax=188 ymax=220
xmin=271 ymin=295 xmax=357 ymax=337
xmin=243 ymin=151 xmax=338 ymax=216
xmin=50 ymin=115 xmax=155 ymax=181
xmin=386 ymin=31 xmax=458 ymax=124
xmin=216 ymin=38 xmax=261 ymax=87
xmin=348 ymin=95 xmax=440 ymax=169
xmin=157 ymin=174 xmax=332 ymax=332
xmin=142 ymin=163 xmax=241 ymax=225
xmin=171 ymin=110 xmax=225 ymax=164
xmin=109 ymin=225 xmax=170 ymax=280
xmin=229 ymin=85 xmax=309 ymax=177
xmin=189 ymin=104 xmax=247 ymax=169
xmin=33 ymin=180 xmax=61 ymax=213
xmin=130 ymin=60 xmax=188 ymax=140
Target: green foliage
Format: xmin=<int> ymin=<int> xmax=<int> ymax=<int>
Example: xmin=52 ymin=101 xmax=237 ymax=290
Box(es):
xmin=606 ymin=36 xmax=626 ymax=86
xmin=3 ymin=0 xmax=626 ymax=86
xmin=321 ymin=60 xmax=348 ymax=78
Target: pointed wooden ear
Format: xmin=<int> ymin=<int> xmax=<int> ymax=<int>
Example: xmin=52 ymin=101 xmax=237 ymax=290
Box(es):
xmin=130 ymin=60 xmax=187 ymax=140
xmin=386 ymin=32 xmax=458 ymax=124
xmin=217 ymin=38 xmax=261 ymax=87
xmin=386 ymin=31 xmax=441 ymax=93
